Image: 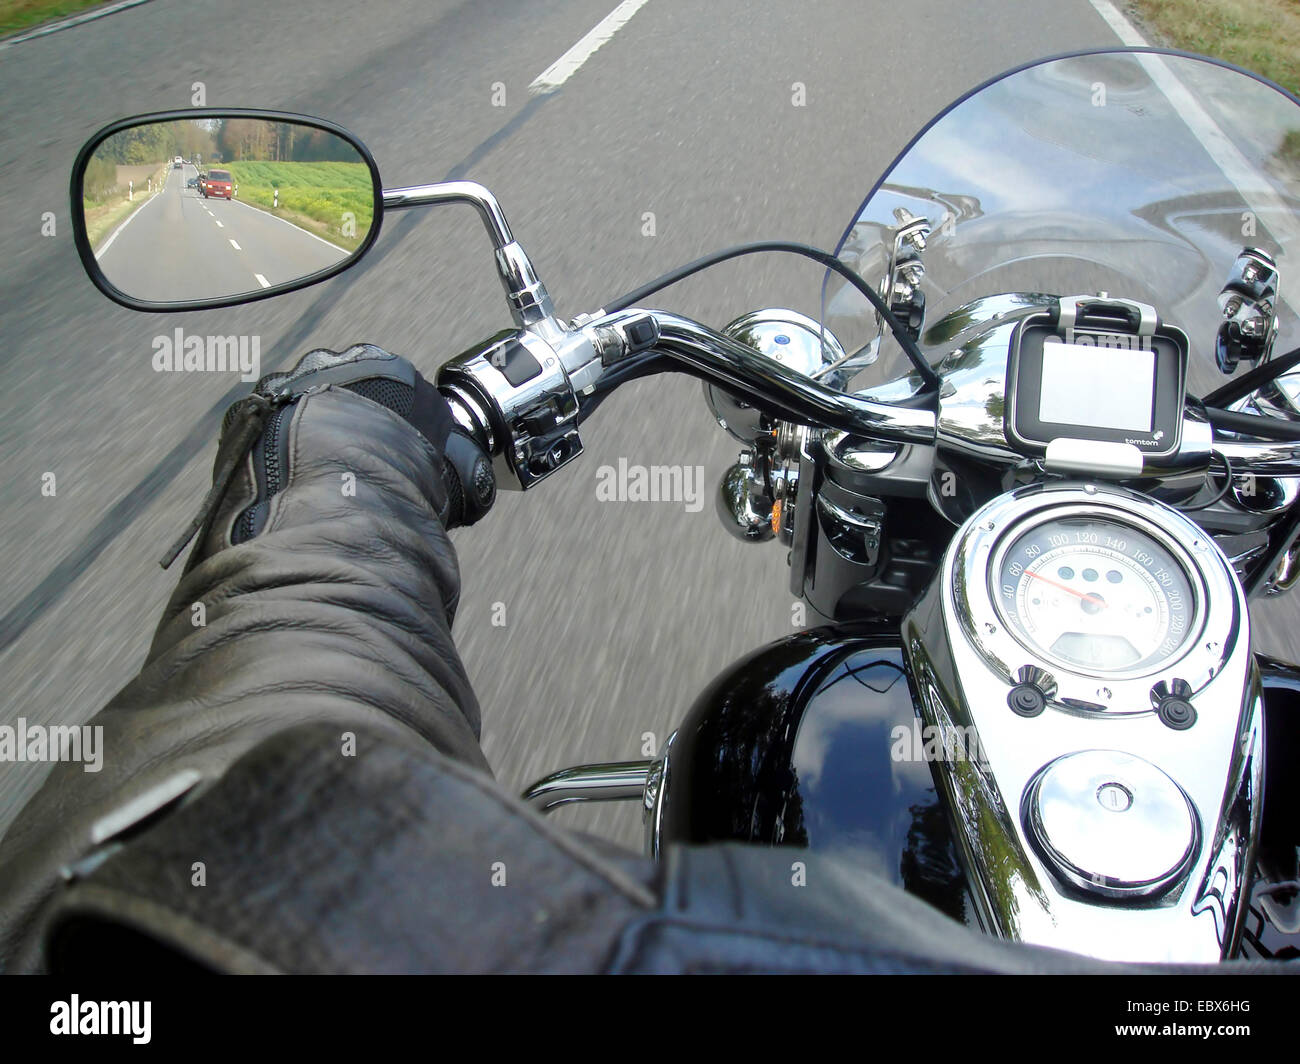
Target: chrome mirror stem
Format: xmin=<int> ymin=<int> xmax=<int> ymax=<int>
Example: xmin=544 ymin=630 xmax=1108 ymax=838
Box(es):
xmin=383 ymin=181 xmax=559 ymax=331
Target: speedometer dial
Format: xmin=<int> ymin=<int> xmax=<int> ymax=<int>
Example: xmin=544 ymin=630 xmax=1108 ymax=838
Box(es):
xmin=993 ymin=517 xmax=1195 ymax=675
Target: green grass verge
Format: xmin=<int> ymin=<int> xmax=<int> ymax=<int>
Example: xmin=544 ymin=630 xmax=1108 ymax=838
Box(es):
xmin=224 ymin=161 xmax=373 ymax=253
xmin=1130 ymin=0 xmax=1300 ymax=98
xmin=0 ymin=0 xmax=109 ymax=37
xmin=83 ymin=162 xmax=167 ymax=250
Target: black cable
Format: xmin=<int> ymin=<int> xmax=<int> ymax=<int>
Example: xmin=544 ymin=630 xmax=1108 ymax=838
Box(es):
xmin=1175 ymin=450 xmax=1234 ymax=512
xmin=574 ymin=353 xmax=670 ymax=424
xmin=603 ymin=241 xmax=942 ymax=392
xmin=1201 ymin=343 xmax=1300 ymax=408
xmin=1201 ymin=404 xmax=1300 ymax=441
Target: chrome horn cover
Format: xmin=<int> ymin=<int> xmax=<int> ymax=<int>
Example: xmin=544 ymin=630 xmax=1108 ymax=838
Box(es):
xmin=703 ymin=309 xmax=847 ymax=443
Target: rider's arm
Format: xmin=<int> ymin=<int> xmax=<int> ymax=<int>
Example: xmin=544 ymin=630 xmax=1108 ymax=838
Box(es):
xmin=0 ymin=346 xmax=654 ymax=972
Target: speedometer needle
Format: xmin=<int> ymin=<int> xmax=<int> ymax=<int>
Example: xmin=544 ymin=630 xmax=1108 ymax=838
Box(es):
xmin=1024 ymin=570 xmax=1108 ymax=608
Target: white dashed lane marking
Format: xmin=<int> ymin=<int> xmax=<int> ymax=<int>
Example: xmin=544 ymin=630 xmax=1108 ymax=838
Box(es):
xmin=529 ymin=0 xmax=650 ymax=95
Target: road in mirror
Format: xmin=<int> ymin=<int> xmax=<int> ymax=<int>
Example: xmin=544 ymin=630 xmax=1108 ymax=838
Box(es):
xmin=81 ymin=118 xmax=374 ymax=303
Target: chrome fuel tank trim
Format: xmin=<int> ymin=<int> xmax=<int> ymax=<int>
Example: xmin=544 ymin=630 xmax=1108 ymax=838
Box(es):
xmin=902 ymin=481 xmax=1263 ymax=962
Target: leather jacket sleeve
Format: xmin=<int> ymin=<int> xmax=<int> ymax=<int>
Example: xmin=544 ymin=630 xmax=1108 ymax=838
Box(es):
xmin=0 ymin=381 xmax=498 ymax=971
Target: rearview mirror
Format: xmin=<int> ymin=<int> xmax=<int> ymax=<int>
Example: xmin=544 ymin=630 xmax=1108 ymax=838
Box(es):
xmin=72 ymin=110 xmax=383 ymax=310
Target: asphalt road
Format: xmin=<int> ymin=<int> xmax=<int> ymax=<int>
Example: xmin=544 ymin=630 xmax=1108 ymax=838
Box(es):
xmin=97 ymin=162 xmax=348 ymax=301
xmin=2 ymin=0 xmax=1295 ymax=850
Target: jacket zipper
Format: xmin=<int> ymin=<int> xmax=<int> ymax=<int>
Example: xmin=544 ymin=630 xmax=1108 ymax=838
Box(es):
xmin=236 ymin=400 xmax=296 ymax=542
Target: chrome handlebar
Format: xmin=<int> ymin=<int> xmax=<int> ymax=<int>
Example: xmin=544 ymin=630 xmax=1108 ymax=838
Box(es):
xmin=438 ymin=303 xmax=1300 ymax=492
xmin=602 ymin=310 xmax=938 ymax=445
xmin=402 ymin=179 xmax=1300 ymax=485
xmin=437 ymin=308 xmax=940 ymax=489
xmin=1214 ymin=436 xmax=1300 ymax=477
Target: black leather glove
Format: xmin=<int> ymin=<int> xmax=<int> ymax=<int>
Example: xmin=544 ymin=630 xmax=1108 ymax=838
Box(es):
xmin=160 ymin=344 xmax=494 ymax=572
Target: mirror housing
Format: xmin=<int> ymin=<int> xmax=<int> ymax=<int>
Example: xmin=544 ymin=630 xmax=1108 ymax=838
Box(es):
xmin=71 ymin=109 xmax=383 ymax=311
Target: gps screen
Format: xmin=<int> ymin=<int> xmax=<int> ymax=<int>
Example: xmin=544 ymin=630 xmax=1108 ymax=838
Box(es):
xmin=1037 ymin=341 xmax=1155 ymax=433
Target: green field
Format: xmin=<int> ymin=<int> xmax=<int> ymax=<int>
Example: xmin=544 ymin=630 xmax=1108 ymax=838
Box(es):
xmin=0 ymin=0 xmax=104 ymax=36
xmin=224 ymin=161 xmax=373 ymax=251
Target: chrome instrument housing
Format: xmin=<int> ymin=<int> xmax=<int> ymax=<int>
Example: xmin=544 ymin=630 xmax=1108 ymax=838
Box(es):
xmin=902 ymin=480 xmax=1263 ymax=962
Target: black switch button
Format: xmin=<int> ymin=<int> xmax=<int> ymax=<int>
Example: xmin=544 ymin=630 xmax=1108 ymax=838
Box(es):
xmin=494 ymin=341 xmax=543 ymax=387
xmin=624 ymin=315 xmax=658 ymax=350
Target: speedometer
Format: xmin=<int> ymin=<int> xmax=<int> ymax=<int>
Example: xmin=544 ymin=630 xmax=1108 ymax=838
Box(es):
xmin=993 ymin=517 xmax=1196 ymax=676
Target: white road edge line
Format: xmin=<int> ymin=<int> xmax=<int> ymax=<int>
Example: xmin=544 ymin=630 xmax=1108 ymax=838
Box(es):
xmin=254 ymin=273 xmax=270 ymax=289
xmin=529 ymin=0 xmax=651 ymax=96
xmin=214 ymin=220 xmax=223 ymax=228
xmin=94 ymin=181 xmax=165 ymax=261
xmin=1089 ymin=0 xmax=1300 ymax=311
xmin=227 ymin=197 xmax=350 ymax=252
xmin=0 ymin=0 xmax=152 ymax=49
xmin=229 ymin=239 xmax=241 ymax=251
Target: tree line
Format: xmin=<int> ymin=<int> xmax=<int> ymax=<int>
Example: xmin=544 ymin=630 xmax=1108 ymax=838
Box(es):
xmin=93 ymin=119 xmax=358 ymax=167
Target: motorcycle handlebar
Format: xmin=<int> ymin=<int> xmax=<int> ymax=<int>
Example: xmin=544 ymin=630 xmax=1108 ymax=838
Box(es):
xmin=440 ymin=307 xmax=1300 ymax=491
xmin=1212 ymin=437 xmax=1300 ymax=477
xmin=622 ymin=314 xmax=1300 ymax=485
xmin=597 ymin=310 xmax=939 ymax=446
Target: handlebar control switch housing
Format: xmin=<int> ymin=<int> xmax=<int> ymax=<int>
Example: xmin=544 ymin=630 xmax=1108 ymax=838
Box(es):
xmin=438 ymin=329 xmax=588 ymax=490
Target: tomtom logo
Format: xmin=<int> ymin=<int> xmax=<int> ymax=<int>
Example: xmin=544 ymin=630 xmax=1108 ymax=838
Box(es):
xmin=50 ymin=996 xmax=151 ymax=1044
xmin=1125 ymin=430 xmax=1165 ymax=447
xmin=1046 ymin=331 xmax=1153 ymax=350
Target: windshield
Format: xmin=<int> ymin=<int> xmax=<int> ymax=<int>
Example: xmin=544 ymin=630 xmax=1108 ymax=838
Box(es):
xmin=823 ymin=49 xmax=1300 ymax=400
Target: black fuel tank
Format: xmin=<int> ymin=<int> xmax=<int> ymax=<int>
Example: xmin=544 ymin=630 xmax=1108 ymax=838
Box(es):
xmin=658 ymin=628 xmax=1300 ymax=949
xmin=658 ymin=622 xmax=973 ymax=924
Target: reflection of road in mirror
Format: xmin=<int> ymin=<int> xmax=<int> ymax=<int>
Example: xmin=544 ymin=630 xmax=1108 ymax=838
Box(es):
xmin=94 ymin=161 xmax=350 ymax=303
xmin=81 ymin=117 xmax=372 ymax=303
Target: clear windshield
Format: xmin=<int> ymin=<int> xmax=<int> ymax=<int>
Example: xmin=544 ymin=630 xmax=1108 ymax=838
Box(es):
xmin=823 ymin=49 xmax=1300 ymax=399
